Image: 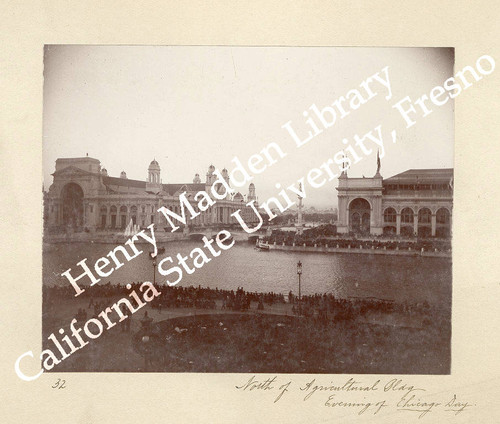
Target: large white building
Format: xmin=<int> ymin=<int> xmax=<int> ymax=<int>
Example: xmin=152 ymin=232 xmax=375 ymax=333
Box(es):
xmin=336 ymin=166 xmax=453 ymax=238
xmin=44 ymin=156 xmax=258 ymax=234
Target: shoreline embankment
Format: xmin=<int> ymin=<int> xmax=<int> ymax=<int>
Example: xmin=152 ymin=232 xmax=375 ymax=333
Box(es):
xmin=266 ymin=242 xmax=451 ymax=258
xmin=43 ymin=232 xmax=451 ymax=258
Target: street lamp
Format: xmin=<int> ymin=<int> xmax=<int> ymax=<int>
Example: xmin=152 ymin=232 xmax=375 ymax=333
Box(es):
xmin=297 ymin=260 xmax=302 ymax=316
xmin=149 ymin=251 xmax=157 ymax=286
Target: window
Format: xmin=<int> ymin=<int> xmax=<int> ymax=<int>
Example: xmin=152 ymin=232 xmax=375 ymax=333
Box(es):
xmin=384 ymin=208 xmax=397 ymax=223
xmin=418 ymin=208 xmax=432 ymax=224
xmin=436 ymin=208 xmax=450 ymax=224
xmin=401 ymin=208 xmax=414 ymax=223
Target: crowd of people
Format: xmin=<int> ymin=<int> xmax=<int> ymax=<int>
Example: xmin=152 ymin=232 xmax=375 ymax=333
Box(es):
xmin=265 ymin=234 xmax=452 ymax=252
xmin=293 ymin=292 xmax=440 ymax=322
xmin=43 ymin=281 xmax=442 ymax=324
xmin=42 ymin=282 xmax=287 ymax=313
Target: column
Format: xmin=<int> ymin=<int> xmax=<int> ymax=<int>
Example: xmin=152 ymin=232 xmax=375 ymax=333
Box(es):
xmin=337 ymin=195 xmax=348 ymax=234
xmin=370 ymin=197 xmax=378 ymax=227
xmin=58 ymin=202 xmax=63 ymax=226
xmin=413 ymin=213 xmax=418 ymax=236
xmin=340 ymin=196 xmax=347 ymax=225
xmin=345 ymin=203 xmax=350 ymax=232
xmin=90 ymin=203 xmax=97 ymax=230
xmin=51 ymin=201 xmax=58 ymax=225
xmin=431 ymin=214 xmax=436 ymax=237
xmin=371 ymin=196 xmax=383 ymax=235
xmin=396 ymin=213 xmax=401 ymax=235
xmin=83 ymin=201 xmax=88 ymax=227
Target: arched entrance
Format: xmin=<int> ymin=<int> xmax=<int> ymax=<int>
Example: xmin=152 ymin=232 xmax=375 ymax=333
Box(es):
xmin=383 ymin=207 xmax=397 ymax=224
xmin=61 ymin=183 xmax=84 ymax=229
xmin=349 ymin=198 xmax=371 ymax=234
xmin=383 ymin=208 xmax=397 ymax=236
xmin=400 ymin=207 xmax=415 ymax=237
xmin=120 ymin=206 xmax=128 ymax=229
xmin=436 ymin=207 xmax=451 ymax=238
xmin=110 ymin=205 xmax=117 ymax=229
xmin=131 ymin=205 xmax=138 ymax=225
xmin=418 ymin=207 xmax=432 ymax=238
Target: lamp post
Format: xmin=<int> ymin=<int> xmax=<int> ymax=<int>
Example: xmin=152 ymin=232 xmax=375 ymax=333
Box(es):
xmin=297 ymin=260 xmax=302 ymax=316
xmin=149 ymin=251 xmax=157 ymax=286
xmin=142 ymin=335 xmax=150 ymax=371
xmin=152 ymin=258 xmax=156 ymax=286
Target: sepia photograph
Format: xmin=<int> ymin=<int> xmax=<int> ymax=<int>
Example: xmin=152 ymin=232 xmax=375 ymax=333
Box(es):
xmin=39 ymin=45 xmax=456 ymax=375
xmin=5 ymin=2 xmax=500 ymax=422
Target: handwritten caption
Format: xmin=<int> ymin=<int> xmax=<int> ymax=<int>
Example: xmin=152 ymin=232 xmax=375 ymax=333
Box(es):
xmin=236 ymin=376 xmax=473 ymax=419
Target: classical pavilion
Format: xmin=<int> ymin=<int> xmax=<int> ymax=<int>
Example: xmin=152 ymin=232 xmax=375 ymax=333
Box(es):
xmin=336 ymin=163 xmax=453 ymax=238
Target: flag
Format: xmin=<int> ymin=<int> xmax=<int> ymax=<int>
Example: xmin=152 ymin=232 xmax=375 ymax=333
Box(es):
xmin=376 ymin=149 xmax=381 ymax=173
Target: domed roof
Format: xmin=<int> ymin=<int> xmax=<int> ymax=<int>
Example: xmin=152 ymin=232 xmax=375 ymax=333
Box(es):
xmin=249 ymin=183 xmax=255 ymax=188
xmin=208 ymin=164 xmax=215 ymax=172
xmin=149 ymin=159 xmax=160 ymax=169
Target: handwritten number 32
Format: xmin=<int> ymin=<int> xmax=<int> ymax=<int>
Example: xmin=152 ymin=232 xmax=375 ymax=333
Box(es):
xmin=52 ymin=379 xmax=66 ymax=389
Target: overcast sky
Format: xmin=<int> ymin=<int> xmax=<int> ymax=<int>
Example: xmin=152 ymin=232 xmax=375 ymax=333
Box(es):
xmin=43 ymin=46 xmax=454 ymax=208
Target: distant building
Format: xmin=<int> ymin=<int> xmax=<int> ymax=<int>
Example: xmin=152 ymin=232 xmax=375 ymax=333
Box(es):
xmin=336 ymin=166 xmax=452 ymax=238
xmin=45 ymin=157 xmax=258 ymax=233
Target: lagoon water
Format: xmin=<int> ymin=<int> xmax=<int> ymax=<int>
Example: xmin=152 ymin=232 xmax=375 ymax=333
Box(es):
xmin=43 ymin=241 xmax=451 ymax=306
